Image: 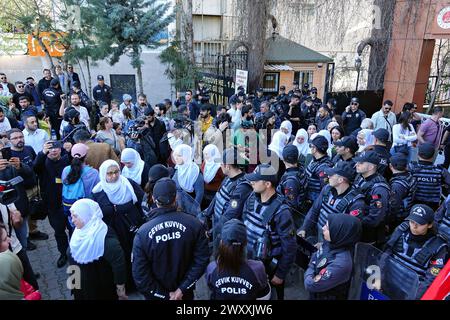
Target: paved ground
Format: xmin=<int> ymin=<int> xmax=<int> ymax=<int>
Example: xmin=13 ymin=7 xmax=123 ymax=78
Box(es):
xmin=28 ymin=219 xmax=308 ymax=300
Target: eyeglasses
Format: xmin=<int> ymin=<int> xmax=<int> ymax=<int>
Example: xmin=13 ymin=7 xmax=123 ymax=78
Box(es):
xmin=10 ymin=136 xmax=24 ymax=140
xmin=311 ymin=91 xmax=317 ymax=94
xmin=17 ymin=85 xmax=24 ymax=88
xmin=384 ymin=108 xmax=391 ymax=111
xmin=351 ymin=103 xmax=359 ymax=106
xmin=106 ymin=170 xmax=120 ymax=176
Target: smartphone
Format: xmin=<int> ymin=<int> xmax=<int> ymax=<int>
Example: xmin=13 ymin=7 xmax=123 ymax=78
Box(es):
xmin=1 ymin=147 xmax=12 ymax=160
xmin=50 ymin=141 xmax=62 ymax=149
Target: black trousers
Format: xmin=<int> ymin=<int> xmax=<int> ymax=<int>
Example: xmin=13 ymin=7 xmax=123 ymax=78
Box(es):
xmin=17 ymin=249 xmax=39 ymax=290
xmin=47 ymin=206 xmax=69 ymax=256
xmin=443 ymin=144 xmax=450 ymax=169
xmin=48 ymin=114 xmax=62 ymax=140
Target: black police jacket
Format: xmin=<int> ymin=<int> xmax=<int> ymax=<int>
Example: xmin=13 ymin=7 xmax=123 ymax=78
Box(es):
xmin=132 ymin=207 xmax=209 ymax=300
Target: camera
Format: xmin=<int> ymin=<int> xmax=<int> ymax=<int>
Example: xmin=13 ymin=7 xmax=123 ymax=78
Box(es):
xmin=173 ymin=116 xmax=193 ymax=130
xmin=127 ymin=117 xmax=147 ymax=139
xmin=0 ymin=176 xmax=24 ymax=205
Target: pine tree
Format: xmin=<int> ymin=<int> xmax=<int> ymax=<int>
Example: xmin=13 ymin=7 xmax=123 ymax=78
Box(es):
xmin=102 ymin=0 xmax=174 ymax=94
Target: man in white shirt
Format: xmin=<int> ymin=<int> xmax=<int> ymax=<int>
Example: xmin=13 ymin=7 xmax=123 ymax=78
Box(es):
xmin=60 ymin=93 xmax=90 ymax=130
xmin=22 ymin=115 xmax=49 ymax=154
xmin=227 ymin=101 xmax=243 ymax=129
xmin=371 ymin=100 xmax=397 ymax=141
xmin=0 ymin=108 xmax=12 ymax=134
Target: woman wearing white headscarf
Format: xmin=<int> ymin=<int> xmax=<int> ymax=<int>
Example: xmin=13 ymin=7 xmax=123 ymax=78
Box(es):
xmin=356 ymin=129 xmax=374 ymax=154
xmin=120 ymin=148 xmax=146 ymax=187
xmin=92 ymin=160 xmax=144 ymax=287
xmin=172 ymin=144 xmax=204 ymax=205
xmin=68 ymin=199 xmax=127 ymax=300
xmin=268 ymin=131 xmax=287 ymax=160
xmin=201 ymin=144 xmax=224 ymax=209
xmin=292 ymin=129 xmax=309 ymax=166
xmin=280 ymin=120 xmax=293 ymax=143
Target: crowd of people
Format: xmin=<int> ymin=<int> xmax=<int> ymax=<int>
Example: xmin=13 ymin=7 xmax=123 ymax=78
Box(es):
xmin=0 ymin=69 xmax=449 ymax=300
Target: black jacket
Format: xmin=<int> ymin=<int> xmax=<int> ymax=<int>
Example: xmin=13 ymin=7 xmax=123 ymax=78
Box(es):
xmin=33 ymin=151 xmax=70 ymax=210
xmin=0 ymin=165 xmax=33 ymax=217
xmin=132 ymin=207 xmax=209 ymax=300
xmin=37 ymin=77 xmax=53 ymax=100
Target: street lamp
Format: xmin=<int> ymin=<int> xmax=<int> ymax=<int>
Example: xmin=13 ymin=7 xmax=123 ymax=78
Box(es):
xmin=355 ymin=56 xmax=362 ymax=92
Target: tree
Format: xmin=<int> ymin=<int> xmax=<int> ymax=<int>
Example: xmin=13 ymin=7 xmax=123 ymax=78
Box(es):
xmin=428 ymin=39 xmax=450 ymax=114
xmin=60 ymin=0 xmax=113 ymax=96
xmin=159 ymin=34 xmax=199 ymax=91
xmin=101 ymin=0 xmax=174 ymax=94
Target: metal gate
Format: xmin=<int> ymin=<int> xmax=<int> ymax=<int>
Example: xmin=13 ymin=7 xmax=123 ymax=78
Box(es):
xmin=200 ymin=48 xmax=248 ymax=106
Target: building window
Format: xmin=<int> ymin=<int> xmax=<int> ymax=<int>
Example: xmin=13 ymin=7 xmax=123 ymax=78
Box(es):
xmin=110 ymin=75 xmax=136 ymax=103
xmin=263 ymin=73 xmax=279 ymax=93
xmin=194 ymin=41 xmax=223 ymax=67
xmin=294 ymin=71 xmax=314 ymax=88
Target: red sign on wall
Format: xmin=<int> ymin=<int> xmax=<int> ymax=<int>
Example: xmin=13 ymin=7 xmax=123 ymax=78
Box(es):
xmin=27 ymin=32 xmax=66 ymax=57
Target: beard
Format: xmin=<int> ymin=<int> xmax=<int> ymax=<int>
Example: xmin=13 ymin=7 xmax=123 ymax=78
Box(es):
xmin=16 ymin=142 xmax=24 ymax=148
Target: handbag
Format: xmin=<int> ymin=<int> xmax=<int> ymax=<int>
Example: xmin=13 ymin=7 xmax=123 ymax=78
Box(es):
xmin=29 ymin=185 xmax=48 ymax=220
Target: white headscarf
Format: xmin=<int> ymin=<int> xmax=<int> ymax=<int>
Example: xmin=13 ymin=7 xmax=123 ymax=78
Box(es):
xmin=202 ymin=144 xmax=221 ymax=184
xmin=280 ymin=120 xmax=293 ymax=139
xmin=0 ymin=117 xmax=11 ymax=134
xmin=269 ymin=131 xmax=287 ymax=160
xmin=293 ymin=129 xmax=309 ymax=156
xmin=318 ymin=129 xmax=333 ymax=158
xmin=120 ymin=148 xmax=145 ymax=185
xmin=358 ymin=129 xmax=374 ymax=153
xmin=69 ymin=199 xmax=108 ymax=264
xmin=173 ymin=144 xmax=200 ymax=193
xmin=92 ymin=160 xmax=138 ymax=205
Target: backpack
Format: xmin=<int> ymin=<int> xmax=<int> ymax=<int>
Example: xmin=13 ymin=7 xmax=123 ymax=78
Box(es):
xmin=62 ymin=166 xmax=92 ymax=223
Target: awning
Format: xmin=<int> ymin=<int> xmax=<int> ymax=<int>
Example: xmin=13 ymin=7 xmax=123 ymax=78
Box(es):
xmin=264 ymin=64 xmax=294 ymax=71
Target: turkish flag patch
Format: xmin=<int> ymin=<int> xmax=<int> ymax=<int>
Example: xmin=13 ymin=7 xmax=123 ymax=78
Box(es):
xmin=350 ymin=209 xmax=360 ymax=217
xmin=319 ymin=171 xmax=326 ymax=178
xmin=372 ymin=194 xmax=380 ymax=200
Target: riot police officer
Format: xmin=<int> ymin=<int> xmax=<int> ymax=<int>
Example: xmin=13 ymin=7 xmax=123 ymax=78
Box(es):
xmin=288 ymin=80 xmax=300 ymax=99
xmin=388 ymin=153 xmax=417 ymax=231
xmin=242 ymin=164 xmax=297 ymax=300
xmin=299 ymin=161 xmax=365 ymax=243
xmin=132 ymin=178 xmax=209 ymax=300
xmin=409 ymin=143 xmax=450 ymax=211
xmin=301 ymin=96 xmax=318 ymax=128
xmin=205 ymin=219 xmax=271 ymax=300
xmin=306 ymin=136 xmax=334 ymax=204
xmin=372 ymin=128 xmax=391 ymax=177
xmin=435 ymin=195 xmax=450 ymax=243
xmin=353 ymin=151 xmax=391 ymax=246
xmin=304 ymin=214 xmax=362 ymax=300
xmin=384 ymin=204 xmax=448 ymax=298
xmin=253 ymin=88 xmax=266 ymax=111
xmin=332 ymin=136 xmax=358 ymax=168
xmin=277 ymin=145 xmax=307 ymax=228
xmin=309 ymin=87 xmax=322 ymax=109
xmin=202 ymin=148 xmax=253 ymax=254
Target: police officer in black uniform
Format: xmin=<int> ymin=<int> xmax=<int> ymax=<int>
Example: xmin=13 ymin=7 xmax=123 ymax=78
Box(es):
xmin=384 ymin=204 xmax=448 ymax=298
xmin=242 ymin=164 xmax=297 ymax=300
xmin=435 ymin=195 xmax=450 ymax=243
xmin=92 ymin=75 xmax=112 ymax=106
xmin=371 ymin=128 xmax=392 ymax=177
xmin=304 ymin=214 xmax=362 ymax=300
xmin=301 ymin=96 xmax=318 ymax=128
xmin=409 ymin=143 xmax=450 ymax=211
xmin=42 ymin=78 xmax=63 ymax=139
xmin=288 ymin=81 xmax=300 ymax=99
xmin=306 ymin=136 xmax=334 ymax=205
xmin=194 ymin=79 xmax=209 ymax=104
xmin=310 ymin=87 xmax=322 ymax=109
xmin=277 ymin=145 xmax=308 ymax=228
xmin=332 ymin=136 xmax=358 ymax=168
xmin=353 ymin=151 xmax=391 ymax=246
xmin=342 ymin=97 xmax=367 ymax=136
xmin=132 ymin=178 xmax=209 ymax=300
xmin=205 ymin=219 xmax=271 ymax=300
xmin=202 ymin=148 xmax=253 ymax=254
xmin=299 ymin=161 xmax=365 ymax=242
xmin=253 ymin=88 xmax=266 ymax=111
xmin=388 ymin=153 xmax=417 ymax=232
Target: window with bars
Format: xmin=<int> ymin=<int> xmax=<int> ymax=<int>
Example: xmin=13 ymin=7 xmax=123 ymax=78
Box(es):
xmin=194 ymin=42 xmax=223 ymax=67
xmin=263 ymin=73 xmax=280 ymax=93
xmin=294 ymin=71 xmax=314 ymax=87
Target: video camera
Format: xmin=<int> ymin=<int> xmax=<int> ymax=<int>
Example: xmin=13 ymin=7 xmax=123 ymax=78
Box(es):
xmin=127 ymin=117 xmax=147 ymax=139
xmin=0 ymin=176 xmax=24 ymax=206
xmin=173 ymin=116 xmax=193 ymax=130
